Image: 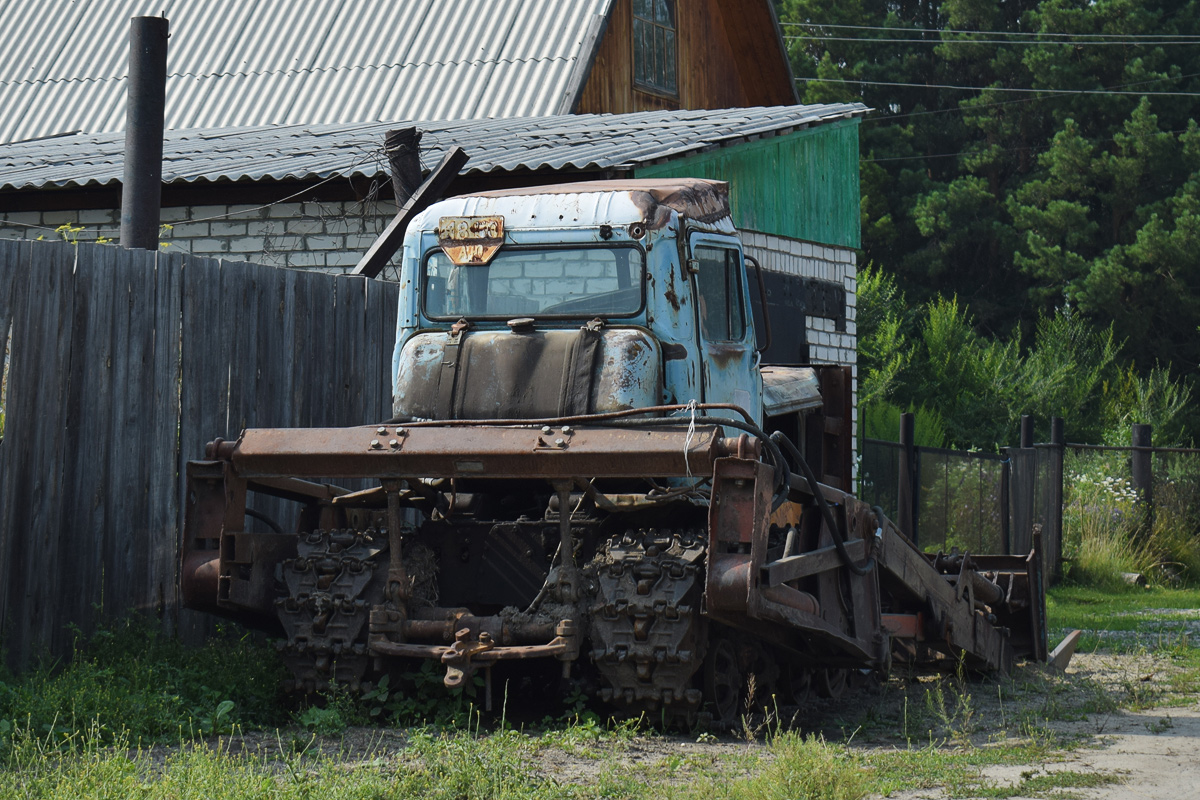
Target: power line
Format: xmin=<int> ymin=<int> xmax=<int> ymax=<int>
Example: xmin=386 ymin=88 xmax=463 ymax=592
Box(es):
xmin=783 ymin=34 xmax=1200 ymax=46
xmin=862 ymin=122 xmax=1194 ymax=163
xmin=796 ymin=77 xmax=1200 ymax=97
xmin=780 ymin=21 xmax=1200 ymax=40
xmin=857 ymin=72 xmax=1200 ymax=123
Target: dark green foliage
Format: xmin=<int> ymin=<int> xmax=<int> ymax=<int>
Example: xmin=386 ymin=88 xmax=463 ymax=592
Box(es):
xmin=778 ymin=0 xmax=1200 ymax=393
xmin=855 ymin=264 xmax=1194 ymax=447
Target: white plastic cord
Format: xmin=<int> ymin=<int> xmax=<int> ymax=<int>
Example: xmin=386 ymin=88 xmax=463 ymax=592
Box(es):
xmin=682 ymin=399 xmax=698 ymax=481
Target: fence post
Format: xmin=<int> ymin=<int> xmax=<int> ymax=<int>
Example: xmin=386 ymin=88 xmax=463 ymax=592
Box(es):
xmin=1131 ymin=423 xmax=1154 ymax=537
xmin=1049 ymin=417 xmax=1065 ymax=582
xmin=119 ymin=16 xmax=170 ymax=250
xmin=1020 ymin=415 xmax=1034 ymax=449
xmin=898 ymin=412 xmax=917 ymax=544
xmin=1000 ymin=457 xmax=1011 ymax=554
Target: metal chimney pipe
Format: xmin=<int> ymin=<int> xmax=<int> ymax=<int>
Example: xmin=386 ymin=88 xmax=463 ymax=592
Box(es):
xmin=384 ymin=128 xmax=423 ymax=205
xmin=120 ymin=16 xmax=170 ymax=250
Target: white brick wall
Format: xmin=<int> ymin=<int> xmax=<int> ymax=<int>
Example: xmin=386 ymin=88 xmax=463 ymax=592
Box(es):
xmin=0 ymin=198 xmax=399 ymax=274
xmin=743 ymin=229 xmax=859 ymax=477
xmin=741 ymin=229 xmax=857 ymax=368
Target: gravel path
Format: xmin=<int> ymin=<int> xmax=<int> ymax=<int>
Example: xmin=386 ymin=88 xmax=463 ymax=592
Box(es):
xmin=982 ymin=704 xmax=1200 ymax=800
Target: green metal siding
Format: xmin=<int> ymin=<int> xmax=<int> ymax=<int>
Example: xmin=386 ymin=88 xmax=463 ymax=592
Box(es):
xmin=634 ymin=119 xmax=860 ymax=248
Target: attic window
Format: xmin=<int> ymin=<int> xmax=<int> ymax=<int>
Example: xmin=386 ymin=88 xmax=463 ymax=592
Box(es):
xmin=633 ymin=0 xmax=677 ymax=97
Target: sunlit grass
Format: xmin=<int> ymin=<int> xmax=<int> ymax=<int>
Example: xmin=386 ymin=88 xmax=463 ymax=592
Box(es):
xmin=3 ymin=583 xmax=1195 ymax=798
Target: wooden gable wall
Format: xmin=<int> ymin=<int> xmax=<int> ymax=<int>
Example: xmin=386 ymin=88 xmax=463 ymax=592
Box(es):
xmin=575 ymin=0 xmax=796 ymax=114
xmin=634 ymin=120 xmax=862 ymax=248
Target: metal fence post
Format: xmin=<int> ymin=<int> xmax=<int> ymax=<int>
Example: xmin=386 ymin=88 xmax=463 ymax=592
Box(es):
xmin=120 ymin=16 xmax=170 ymax=251
xmin=1049 ymin=417 xmax=1065 ymax=581
xmin=1020 ymin=415 xmax=1034 ymax=449
xmin=1131 ymin=423 xmax=1154 ymax=537
xmin=898 ymin=412 xmax=916 ymax=544
xmin=1000 ymin=455 xmax=1011 ymax=554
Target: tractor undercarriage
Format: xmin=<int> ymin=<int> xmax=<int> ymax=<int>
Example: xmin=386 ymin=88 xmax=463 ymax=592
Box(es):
xmin=181 ymin=412 xmax=1046 ymax=724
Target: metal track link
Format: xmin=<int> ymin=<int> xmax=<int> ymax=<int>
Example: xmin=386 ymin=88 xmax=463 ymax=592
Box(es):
xmin=276 ymin=527 xmax=388 ymax=692
xmin=589 ymin=527 xmax=706 ymax=720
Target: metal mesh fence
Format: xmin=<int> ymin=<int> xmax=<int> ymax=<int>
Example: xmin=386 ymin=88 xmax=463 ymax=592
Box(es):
xmin=861 ymin=439 xmax=1010 ymax=555
xmin=917 ymin=448 xmax=1007 ymax=555
xmin=859 ymin=438 xmax=901 ymax=521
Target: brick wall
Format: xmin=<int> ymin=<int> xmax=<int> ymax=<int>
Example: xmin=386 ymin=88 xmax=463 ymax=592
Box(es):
xmin=741 ymin=229 xmax=859 ymax=460
xmin=741 ymin=229 xmax=857 ymax=363
xmin=0 ymin=199 xmax=397 ymax=272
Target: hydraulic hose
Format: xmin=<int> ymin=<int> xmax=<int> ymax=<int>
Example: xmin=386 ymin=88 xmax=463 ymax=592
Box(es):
xmin=769 ymin=431 xmax=875 ymax=576
xmin=245 ymin=507 xmax=283 ymax=534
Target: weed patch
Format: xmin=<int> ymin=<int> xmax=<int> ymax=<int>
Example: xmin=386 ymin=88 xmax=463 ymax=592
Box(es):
xmin=0 ymin=617 xmax=285 ymax=754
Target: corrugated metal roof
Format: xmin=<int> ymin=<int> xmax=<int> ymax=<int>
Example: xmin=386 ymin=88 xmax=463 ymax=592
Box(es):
xmin=0 ymin=104 xmax=869 ymax=192
xmin=0 ymin=0 xmax=612 ymax=144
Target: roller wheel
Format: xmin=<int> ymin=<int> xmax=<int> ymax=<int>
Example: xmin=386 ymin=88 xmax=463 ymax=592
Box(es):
xmin=815 ymin=667 xmax=848 ymax=699
xmin=785 ymin=664 xmax=813 ymax=705
xmin=703 ymin=638 xmax=742 ymax=726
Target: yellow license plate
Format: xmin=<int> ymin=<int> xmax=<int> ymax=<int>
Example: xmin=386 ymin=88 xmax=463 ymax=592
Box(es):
xmin=436 ymin=216 xmax=504 ymax=265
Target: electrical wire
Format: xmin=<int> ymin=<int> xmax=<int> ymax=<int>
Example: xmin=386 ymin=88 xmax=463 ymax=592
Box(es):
xmin=856 ymin=71 xmax=1200 ymax=124
xmin=795 ymin=76 xmax=1200 ymax=97
xmin=784 ymin=33 xmax=1200 ymax=46
xmin=780 ymin=21 xmax=1200 ymax=40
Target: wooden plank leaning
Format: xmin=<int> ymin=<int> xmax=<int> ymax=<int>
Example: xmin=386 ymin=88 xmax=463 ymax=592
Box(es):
xmin=351 ymin=146 xmax=469 ymax=279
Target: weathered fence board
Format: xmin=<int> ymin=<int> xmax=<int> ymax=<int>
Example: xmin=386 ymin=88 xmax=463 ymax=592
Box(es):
xmin=0 ymin=240 xmax=398 ymax=670
xmin=147 ymin=253 xmax=184 ymax=619
xmin=62 ymin=245 xmax=118 ymax=655
xmin=4 ymin=243 xmax=76 ymax=663
xmin=0 ymin=239 xmax=26 ymax=652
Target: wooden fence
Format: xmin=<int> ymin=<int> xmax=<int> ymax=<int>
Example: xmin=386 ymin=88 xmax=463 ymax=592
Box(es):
xmin=0 ymin=239 xmax=398 ymax=670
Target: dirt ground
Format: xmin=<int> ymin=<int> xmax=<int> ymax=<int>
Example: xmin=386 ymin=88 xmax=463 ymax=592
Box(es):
xmin=532 ymin=649 xmax=1200 ymax=798
xmin=964 ymin=704 xmax=1200 ymax=800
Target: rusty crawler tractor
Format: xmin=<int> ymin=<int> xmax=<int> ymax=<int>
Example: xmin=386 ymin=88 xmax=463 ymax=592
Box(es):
xmin=181 ymin=179 xmax=1047 ymax=726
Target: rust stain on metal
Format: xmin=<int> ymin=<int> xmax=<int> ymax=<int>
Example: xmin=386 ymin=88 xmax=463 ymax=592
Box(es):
xmin=661 ymin=342 xmax=687 ymax=361
xmin=664 ymin=264 xmax=681 ymax=311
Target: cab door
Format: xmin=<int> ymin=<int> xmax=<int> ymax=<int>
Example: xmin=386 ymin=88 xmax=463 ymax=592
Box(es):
xmin=689 ymin=234 xmax=762 ymax=423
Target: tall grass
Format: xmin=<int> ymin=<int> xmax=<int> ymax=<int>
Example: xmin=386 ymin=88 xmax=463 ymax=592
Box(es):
xmin=0 ymin=722 xmax=876 ymax=800
xmin=0 ymin=617 xmax=286 ymax=755
xmin=1063 ymin=450 xmax=1200 ymax=589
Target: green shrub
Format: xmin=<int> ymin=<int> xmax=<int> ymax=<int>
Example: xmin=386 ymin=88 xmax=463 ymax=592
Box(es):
xmin=1147 ymin=456 xmax=1200 ymax=583
xmin=0 ymin=617 xmax=286 ymax=753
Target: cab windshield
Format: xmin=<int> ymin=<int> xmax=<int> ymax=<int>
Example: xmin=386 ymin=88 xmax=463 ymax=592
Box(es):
xmin=423 ymin=245 xmax=643 ymax=319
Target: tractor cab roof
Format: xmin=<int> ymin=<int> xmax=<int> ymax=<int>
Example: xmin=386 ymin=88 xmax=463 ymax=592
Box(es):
xmin=416 ymin=178 xmax=735 ymax=234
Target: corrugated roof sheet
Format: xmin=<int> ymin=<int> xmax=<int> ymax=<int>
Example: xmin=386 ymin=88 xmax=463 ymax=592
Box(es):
xmin=0 ymin=104 xmax=869 ymax=192
xmin=0 ymin=0 xmax=612 ymax=144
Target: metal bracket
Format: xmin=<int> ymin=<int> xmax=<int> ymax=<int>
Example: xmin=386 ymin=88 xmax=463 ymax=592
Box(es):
xmin=442 ymin=628 xmax=495 ymax=688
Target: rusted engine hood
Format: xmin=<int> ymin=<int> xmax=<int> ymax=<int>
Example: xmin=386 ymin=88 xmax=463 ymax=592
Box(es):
xmin=393 ymin=326 xmax=662 ymax=421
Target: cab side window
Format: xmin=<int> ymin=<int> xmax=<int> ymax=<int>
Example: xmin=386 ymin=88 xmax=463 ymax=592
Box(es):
xmin=693 ymin=245 xmax=746 ymax=342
